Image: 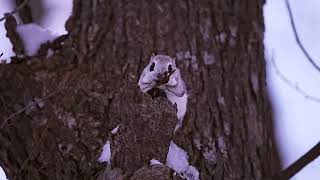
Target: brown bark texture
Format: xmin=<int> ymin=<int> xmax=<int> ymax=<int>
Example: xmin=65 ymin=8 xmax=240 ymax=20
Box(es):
xmin=0 ymin=0 xmax=281 ymax=179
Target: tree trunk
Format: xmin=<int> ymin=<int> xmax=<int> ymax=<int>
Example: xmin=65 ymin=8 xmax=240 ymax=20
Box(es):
xmin=0 ymin=0 xmax=282 ymax=179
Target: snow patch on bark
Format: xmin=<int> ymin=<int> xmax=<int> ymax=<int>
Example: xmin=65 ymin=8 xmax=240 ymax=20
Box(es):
xmin=98 ymin=141 xmax=111 ymax=164
xmin=166 ymin=141 xmax=200 ymax=180
xmin=150 ymin=159 xmax=163 ymax=166
xmin=16 ymin=23 xmax=58 ymax=56
xmin=110 ymin=125 xmax=119 ymax=134
xmin=0 ymin=166 xmax=7 ymax=180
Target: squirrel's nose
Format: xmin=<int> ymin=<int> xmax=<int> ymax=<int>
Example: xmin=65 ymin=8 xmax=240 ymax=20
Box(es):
xmin=157 ymin=74 xmax=163 ymax=79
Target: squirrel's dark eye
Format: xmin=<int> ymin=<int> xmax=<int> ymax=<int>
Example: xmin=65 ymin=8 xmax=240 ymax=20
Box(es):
xmin=168 ymin=65 xmax=172 ymax=72
xmin=150 ymin=62 xmax=155 ymax=71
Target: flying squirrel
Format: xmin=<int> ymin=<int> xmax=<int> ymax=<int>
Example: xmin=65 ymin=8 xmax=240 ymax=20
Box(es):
xmin=138 ymin=54 xmax=188 ymax=131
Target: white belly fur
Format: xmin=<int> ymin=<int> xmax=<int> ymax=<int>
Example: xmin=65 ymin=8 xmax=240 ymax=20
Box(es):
xmin=165 ymin=92 xmax=188 ymax=131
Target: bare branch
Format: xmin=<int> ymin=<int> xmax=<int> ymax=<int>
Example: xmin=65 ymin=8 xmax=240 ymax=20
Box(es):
xmin=0 ymin=89 xmax=61 ymax=129
xmin=285 ymin=0 xmax=320 ymax=72
xmin=269 ymin=55 xmax=320 ymax=102
xmin=273 ymin=141 xmax=320 ymax=180
xmin=0 ymin=0 xmax=29 ymax=22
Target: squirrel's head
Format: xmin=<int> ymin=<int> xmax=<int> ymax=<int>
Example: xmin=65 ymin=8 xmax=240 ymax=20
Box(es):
xmin=148 ymin=54 xmax=176 ymax=82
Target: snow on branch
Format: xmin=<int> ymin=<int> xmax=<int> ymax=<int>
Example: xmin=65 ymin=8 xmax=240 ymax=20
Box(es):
xmin=15 ymin=23 xmax=59 ymax=56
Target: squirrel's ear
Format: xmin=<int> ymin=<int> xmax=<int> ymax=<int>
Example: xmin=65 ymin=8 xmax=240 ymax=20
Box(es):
xmin=150 ymin=53 xmax=156 ymax=62
xmin=172 ymin=57 xmax=176 ymax=64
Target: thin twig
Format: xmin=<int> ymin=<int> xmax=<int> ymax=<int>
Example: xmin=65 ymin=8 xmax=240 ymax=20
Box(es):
xmin=269 ymin=55 xmax=320 ymax=102
xmin=156 ymin=69 xmax=176 ymax=85
xmin=272 ymin=141 xmax=320 ymax=180
xmin=285 ymin=0 xmax=320 ymax=72
xmin=0 ymin=0 xmax=29 ymax=22
xmin=0 ymin=89 xmax=61 ymax=129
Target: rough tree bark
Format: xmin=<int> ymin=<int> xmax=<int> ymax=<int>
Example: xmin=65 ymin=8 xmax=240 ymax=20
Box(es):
xmin=0 ymin=0 xmax=282 ymax=180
